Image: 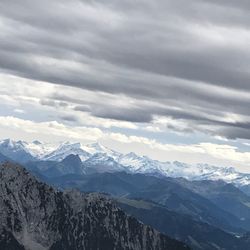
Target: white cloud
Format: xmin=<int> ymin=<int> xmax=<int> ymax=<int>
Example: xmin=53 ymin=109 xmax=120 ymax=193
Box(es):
xmin=0 ymin=116 xmax=104 ymax=142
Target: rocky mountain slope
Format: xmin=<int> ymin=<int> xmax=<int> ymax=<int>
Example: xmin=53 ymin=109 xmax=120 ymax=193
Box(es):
xmin=32 ymin=170 xmax=250 ymax=249
xmin=116 ymin=197 xmax=250 ymax=250
xmin=46 ymin=171 xmax=245 ymax=233
xmin=0 ymin=162 xmax=189 ymax=250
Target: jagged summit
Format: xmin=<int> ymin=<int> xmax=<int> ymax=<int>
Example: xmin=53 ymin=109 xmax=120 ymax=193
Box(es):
xmin=42 ymin=141 xmax=90 ymax=162
xmin=0 ymin=138 xmax=27 ymax=149
xmin=0 ymin=139 xmax=34 ymax=163
xmin=82 ymin=142 xmax=121 ymax=159
xmin=0 ymin=162 xmax=189 ymax=250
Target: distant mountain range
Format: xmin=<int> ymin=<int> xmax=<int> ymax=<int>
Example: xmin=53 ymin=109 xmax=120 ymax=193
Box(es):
xmin=0 ymin=162 xmax=189 ymax=250
xmin=2 ymin=139 xmax=250 ymax=249
xmin=1 ymin=138 xmax=250 ymax=194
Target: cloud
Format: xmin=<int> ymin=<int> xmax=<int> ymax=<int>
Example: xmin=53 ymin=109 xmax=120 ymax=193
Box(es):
xmin=1 ymin=1 xmax=250 ymax=140
xmin=60 ymin=114 xmax=79 ymax=122
xmin=40 ymin=99 xmax=69 ymax=108
xmin=40 ymin=99 xmax=56 ymax=107
xmin=91 ymin=106 xmax=152 ymax=123
xmin=0 ymin=116 xmax=104 ymax=141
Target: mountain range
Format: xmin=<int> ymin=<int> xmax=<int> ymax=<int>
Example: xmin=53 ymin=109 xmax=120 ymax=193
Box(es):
xmin=1 ymin=138 xmax=250 ymax=194
xmin=2 ymin=138 xmax=250 ymax=249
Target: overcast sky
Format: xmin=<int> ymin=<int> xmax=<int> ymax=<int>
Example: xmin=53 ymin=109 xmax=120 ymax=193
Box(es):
xmin=1 ymin=0 xmax=250 ymax=171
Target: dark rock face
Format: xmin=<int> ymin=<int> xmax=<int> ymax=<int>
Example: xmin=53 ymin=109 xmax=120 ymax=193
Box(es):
xmin=61 ymin=154 xmax=83 ymax=174
xmin=0 ymin=162 xmax=189 ymax=250
xmin=0 ymin=229 xmax=25 ymax=250
xmin=25 ymin=154 xmax=85 ymax=178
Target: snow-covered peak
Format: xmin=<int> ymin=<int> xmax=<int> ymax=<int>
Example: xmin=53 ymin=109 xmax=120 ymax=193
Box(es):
xmin=0 ymin=138 xmax=13 ymax=146
xmin=0 ymin=139 xmax=36 ymax=163
xmin=0 ymin=139 xmax=121 ymax=162
xmin=0 ymin=139 xmax=27 ymax=150
xmin=82 ymin=142 xmax=121 ymax=160
xmin=25 ymin=141 xmax=58 ymax=159
xmin=0 ymin=139 xmax=32 ymax=155
xmin=84 ymin=152 xmax=127 ymax=173
xmin=0 ymin=139 xmax=58 ymax=159
xmin=117 ymin=152 xmax=165 ymax=175
xmin=118 ymin=152 xmax=143 ymax=169
xmin=42 ymin=141 xmax=90 ymax=162
xmin=86 ymin=152 xmax=116 ymax=163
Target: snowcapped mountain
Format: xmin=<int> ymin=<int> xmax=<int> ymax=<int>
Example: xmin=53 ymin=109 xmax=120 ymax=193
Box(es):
xmin=41 ymin=141 xmax=122 ymax=163
xmin=1 ymin=138 xmax=250 ymax=190
xmin=47 ymin=141 xmax=250 ymax=189
xmin=117 ymin=152 xmax=168 ymax=176
xmin=117 ymin=153 xmax=250 ymax=189
xmin=82 ymin=142 xmax=121 ymax=159
xmin=84 ymin=153 xmax=127 ymax=174
xmin=42 ymin=141 xmax=91 ymax=161
xmin=0 ymin=139 xmax=57 ymax=162
xmin=188 ymin=165 xmax=250 ymax=190
xmin=0 ymin=139 xmax=35 ymax=163
xmin=24 ymin=140 xmax=58 ymax=159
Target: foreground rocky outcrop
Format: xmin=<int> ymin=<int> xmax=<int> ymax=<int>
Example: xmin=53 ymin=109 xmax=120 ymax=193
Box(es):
xmin=0 ymin=162 xmax=189 ymax=250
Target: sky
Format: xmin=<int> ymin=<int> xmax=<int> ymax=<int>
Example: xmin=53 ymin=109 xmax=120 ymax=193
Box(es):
xmin=1 ymin=0 xmax=250 ymax=171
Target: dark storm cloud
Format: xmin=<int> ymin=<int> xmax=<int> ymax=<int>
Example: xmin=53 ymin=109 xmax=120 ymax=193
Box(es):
xmin=75 ymin=103 xmax=152 ymax=123
xmin=74 ymin=106 xmax=91 ymax=113
xmin=91 ymin=107 xmax=153 ymax=123
xmin=1 ymin=0 xmax=250 ymax=139
xmin=60 ymin=115 xmax=78 ymax=122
